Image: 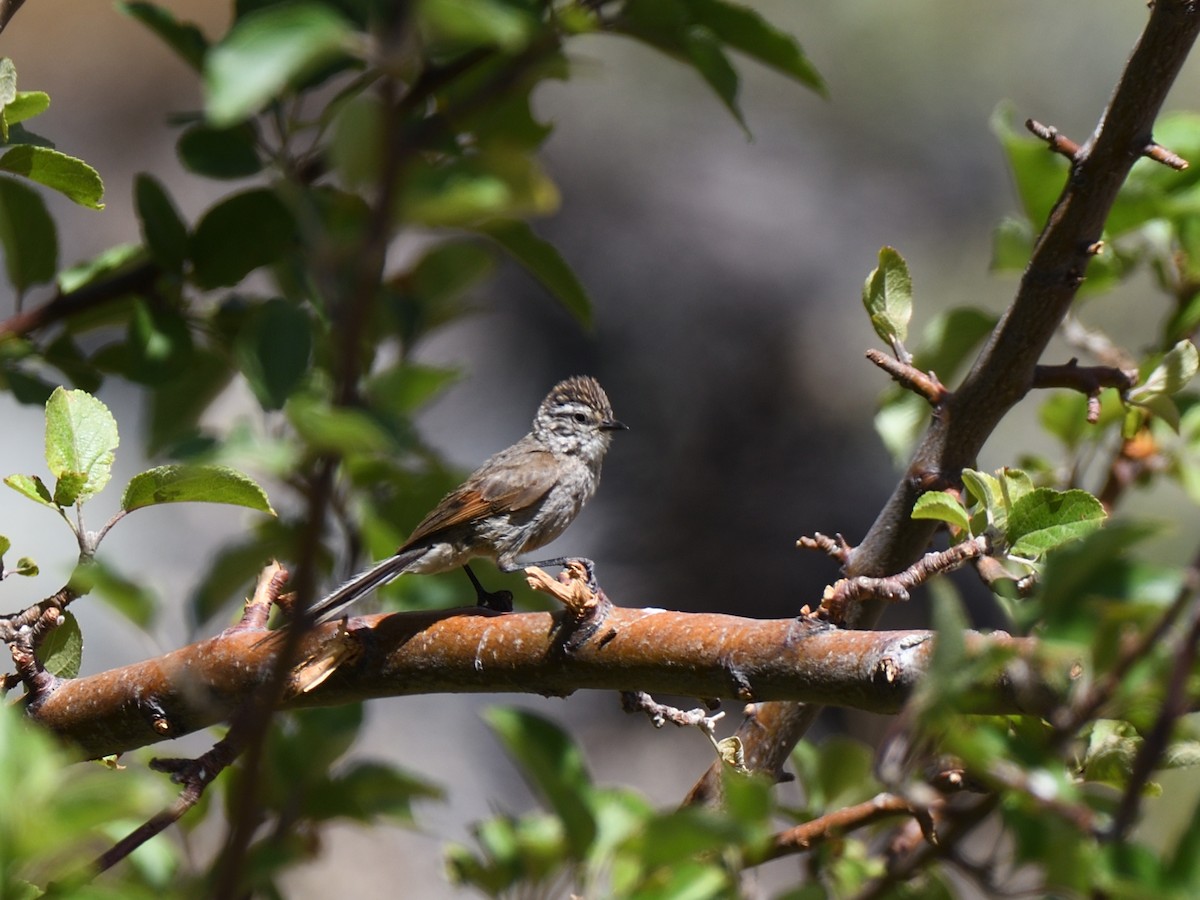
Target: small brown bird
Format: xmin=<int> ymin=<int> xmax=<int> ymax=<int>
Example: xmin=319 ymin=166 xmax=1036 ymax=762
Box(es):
xmin=306 ymin=375 xmax=625 ymax=621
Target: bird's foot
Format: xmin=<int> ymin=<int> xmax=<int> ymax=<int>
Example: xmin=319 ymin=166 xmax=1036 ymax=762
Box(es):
xmin=463 ymin=564 xmax=513 ymax=612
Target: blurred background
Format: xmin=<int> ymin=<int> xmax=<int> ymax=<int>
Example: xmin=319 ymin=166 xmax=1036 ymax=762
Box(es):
xmin=0 ymin=1 xmax=1194 ymax=894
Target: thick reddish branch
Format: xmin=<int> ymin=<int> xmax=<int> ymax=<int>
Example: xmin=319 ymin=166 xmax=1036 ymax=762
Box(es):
xmin=26 ymin=608 xmax=1054 ymax=759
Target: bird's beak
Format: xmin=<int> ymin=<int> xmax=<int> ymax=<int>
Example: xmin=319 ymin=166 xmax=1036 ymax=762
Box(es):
xmin=601 ymin=418 xmax=629 ymax=432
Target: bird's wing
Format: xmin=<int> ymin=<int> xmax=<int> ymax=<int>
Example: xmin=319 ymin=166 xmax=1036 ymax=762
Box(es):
xmin=400 ymin=449 xmax=559 ymax=549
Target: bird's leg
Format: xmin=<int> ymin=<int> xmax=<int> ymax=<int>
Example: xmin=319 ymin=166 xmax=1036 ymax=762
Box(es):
xmin=462 ymin=564 xmax=513 ymax=612
xmin=512 ymin=556 xmax=598 ymax=593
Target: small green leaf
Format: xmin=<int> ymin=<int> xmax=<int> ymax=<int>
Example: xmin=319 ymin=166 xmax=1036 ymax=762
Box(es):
xmin=417 ymin=0 xmax=536 ymax=51
xmin=134 ymin=174 xmax=189 ymax=272
xmin=177 ymin=123 xmax=262 ymax=179
xmin=0 ymin=176 xmax=57 ymax=293
xmin=1129 ymin=340 xmax=1200 ymax=403
xmin=484 ymin=708 xmax=596 ymax=858
xmin=234 ymin=298 xmax=312 ymax=411
xmin=365 ymin=364 xmax=461 ymax=416
xmin=36 ymin=610 xmax=83 ymax=679
xmin=991 ymin=102 xmax=1069 ymax=227
xmin=681 ymin=26 xmax=747 ymax=134
xmin=863 ymin=246 xmax=912 ymax=347
xmin=286 ymin=395 xmax=395 ymax=454
xmin=191 ymin=188 xmax=297 ymax=289
xmin=0 ymin=146 xmax=104 ymax=209
xmin=69 ymin=560 xmax=157 ymax=628
xmin=44 ymin=387 xmax=119 ymax=503
xmin=478 ymin=219 xmax=592 ymax=326
xmin=991 ymin=216 xmax=1034 ymax=272
xmin=911 ymin=490 xmax=971 ymax=532
xmin=121 ymin=464 xmax=274 ymax=514
xmin=121 ymin=299 xmax=195 ymax=385
xmin=12 ymin=556 xmax=36 ymax=576
xmin=1006 ymin=488 xmax=1106 ymax=559
xmin=0 ymin=534 xmax=9 ymax=556
xmin=56 ymin=243 xmax=145 ymax=294
xmin=687 ymin=0 xmax=825 ymax=94
xmin=4 ymin=92 xmax=50 ymax=127
xmin=961 ymin=468 xmax=1002 ymax=510
xmin=205 ymin=2 xmax=356 ymax=126
xmin=4 ymin=473 xmax=53 ymax=507
xmin=52 ymin=471 xmax=88 ymax=507
xmin=928 ymin=583 xmax=967 ymax=684
xmin=119 ymin=1 xmax=209 ymax=71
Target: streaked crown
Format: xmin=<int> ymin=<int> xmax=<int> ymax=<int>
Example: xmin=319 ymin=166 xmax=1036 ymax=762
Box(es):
xmin=543 ymin=375 xmax=615 ymax=420
xmin=534 ymin=376 xmax=626 ymax=455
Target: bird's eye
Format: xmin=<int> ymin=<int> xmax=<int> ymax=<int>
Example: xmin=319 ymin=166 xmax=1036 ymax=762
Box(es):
xmin=573 ymin=412 xmax=588 ymax=424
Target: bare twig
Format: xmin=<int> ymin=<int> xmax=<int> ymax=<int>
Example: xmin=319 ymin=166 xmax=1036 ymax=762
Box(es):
xmin=1025 ymin=119 xmax=1081 ymax=160
xmin=761 ymin=793 xmax=930 ymax=862
xmin=865 ymin=349 xmax=949 ymax=405
xmin=797 ymin=532 xmax=854 ymax=566
xmin=1143 ymin=141 xmax=1189 ymax=171
xmin=819 ymin=536 xmax=990 ymax=622
xmin=622 ymin=690 xmax=724 ymax=733
xmin=1031 ymin=358 xmax=1137 ymax=423
xmin=1107 ymin=590 xmax=1200 ymax=839
xmin=95 ymin=732 xmax=244 ymax=873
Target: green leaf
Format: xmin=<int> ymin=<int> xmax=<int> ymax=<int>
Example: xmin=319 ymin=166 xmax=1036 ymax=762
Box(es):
xmin=44 ymin=387 xmax=119 ymax=503
xmin=680 ymin=26 xmax=747 ymax=134
xmin=36 ymin=610 xmax=83 ymax=679
xmin=12 ymin=557 xmax=37 ymax=577
xmin=4 ymin=92 xmax=50 ymax=127
xmin=146 ymin=348 xmax=235 ymax=453
xmin=307 ymin=761 xmax=443 ymax=824
xmin=69 ymin=560 xmax=157 ymax=628
xmin=286 ymin=394 xmax=396 ymax=454
xmin=687 ymin=0 xmax=825 ymax=94
xmin=52 ymin=471 xmax=88 ymax=507
xmin=191 ymin=188 xmax=297 ymax=289
xmin=398 ymin=151 xmax=560 ymax=226
xmin=991 ymin=215 xmax=1034 ymax=272
xmin=56 ymin=242 xmax=145 ymax=293
xmin=0 ymin=535 xmax=9 ymax=558
xmin=3 ymin=473 xmax=53 ymax=507
xmin=121 ymin=464 xmax=274 ymax=514
xmin=477 ymin=219 xmax=591 ymax=326
xmin=484 ymin=708 xmax=596 ymax=858
xmin=911 ymin=490 xmax=970 ymax=532
xmin=417 ymin=0 xmax=536 ymax=51
xmin=177 ymin=123 xmax=262 ymax=179
xmin=862 ymin=246 xmax=912 ymax=346
xmin=119 ymin=1 xmax=209 ymax=71
xmin=1006 ymin=488 xmax=1106 ymax=559
xmin=0 ymin=146 xmax=104 ymax=209
xmin=365 ymin=363 xmax=461 ymax=417
xmin=122 ymin=299 xmax=194 ymax=385
xmin=0 ymin=177 xmax=57 ymax=293
xmin=205 ymin=2 xmax=356 ymax=126
xmin=134 ymin=174 xmax=189 ymax=272
xmin=1129 ymin=340 xmax=1200 ymax=404
xmin=620 ymin=0 xmax=748 ymax=133
xmin=234 ymin=298 xmax=312 ymax=410
xmin=991 ymin=102 xmax=1068 ymax=227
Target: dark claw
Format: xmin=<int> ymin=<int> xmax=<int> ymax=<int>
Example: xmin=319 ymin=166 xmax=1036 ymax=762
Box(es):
xmin=477 ymin=589 xmax=513 ymax=612
xmin=463 ymin=564 xmax=513 ymax=612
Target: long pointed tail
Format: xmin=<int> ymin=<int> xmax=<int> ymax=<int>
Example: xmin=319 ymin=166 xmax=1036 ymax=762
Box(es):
xmin=305 ymin=547 xmax=424 ymax=623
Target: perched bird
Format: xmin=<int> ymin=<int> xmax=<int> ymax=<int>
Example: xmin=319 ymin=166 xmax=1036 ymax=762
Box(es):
xmin=305 ymin=375 xmax=625 ymax=622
